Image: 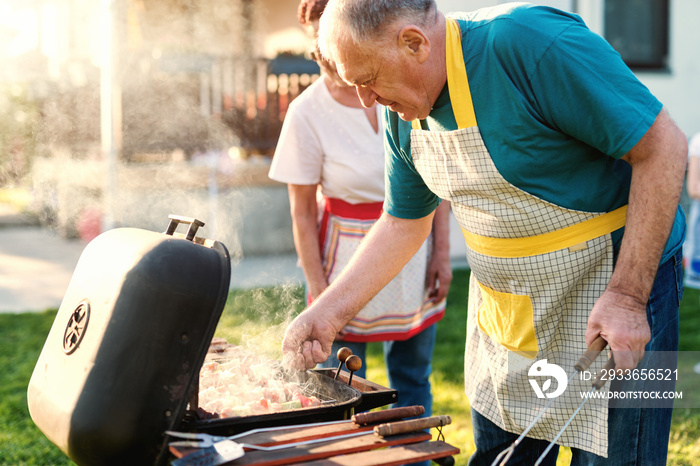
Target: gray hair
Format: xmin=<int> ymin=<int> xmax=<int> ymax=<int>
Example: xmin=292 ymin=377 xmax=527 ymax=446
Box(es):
xmin=318 ymin=0 xmax=437 ymax=61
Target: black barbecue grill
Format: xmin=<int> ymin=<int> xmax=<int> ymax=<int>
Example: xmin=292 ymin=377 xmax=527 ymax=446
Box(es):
xmin=27 ymin=216 xmax=397 ymax=466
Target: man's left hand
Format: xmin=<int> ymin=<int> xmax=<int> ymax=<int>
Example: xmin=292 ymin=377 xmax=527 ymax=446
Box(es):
xmin=585 ymin=288 xmax=651 ymax=370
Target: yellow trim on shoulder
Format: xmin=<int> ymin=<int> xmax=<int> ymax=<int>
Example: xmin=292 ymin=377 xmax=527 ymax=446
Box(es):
xmin=462 ymin=205 xmax=627 ymax=258
xmin=445 ymin=18 xmax=477 ymax=129
xmin=412 ymin=18 xmax=476 ymax=130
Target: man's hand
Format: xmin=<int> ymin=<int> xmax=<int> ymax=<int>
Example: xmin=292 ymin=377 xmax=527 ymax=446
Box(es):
xmin=585 ymin=289 xmax=651 ymax=370
xmin=282 ymin=309 xmax=339 ymax=370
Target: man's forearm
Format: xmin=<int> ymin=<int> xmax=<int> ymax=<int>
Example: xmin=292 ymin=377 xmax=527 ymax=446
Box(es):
xmin=586 ymin=109 xmax=687 ymax=369
xmin=610 ymin=109 xmax=687 ymax=300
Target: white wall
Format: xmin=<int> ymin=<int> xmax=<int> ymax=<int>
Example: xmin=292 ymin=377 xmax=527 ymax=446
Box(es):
xmin=437 ymin=0 xmax=572 ymax=13
xmin=260 ymin=0 xmax=310 ymax=57
xmin=436 ymin=0 xmax=700 ymax=137
xmin=640 ymin=0 xmax=700 ymax=137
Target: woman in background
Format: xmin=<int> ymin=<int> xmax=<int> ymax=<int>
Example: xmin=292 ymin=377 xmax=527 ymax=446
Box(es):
xmin=269 ymin=0 xmax=452 ymax=420
xmin=685 ymin=132 xmax=700 ymax=288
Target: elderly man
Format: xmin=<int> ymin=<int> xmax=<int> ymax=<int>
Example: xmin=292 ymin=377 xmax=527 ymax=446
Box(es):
xmin=282 ymin=1 xmax=687 ymax=464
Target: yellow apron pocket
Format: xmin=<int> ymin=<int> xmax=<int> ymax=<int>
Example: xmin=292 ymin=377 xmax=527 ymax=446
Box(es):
xmin=477 ymin=282 xmax=538 ymax=358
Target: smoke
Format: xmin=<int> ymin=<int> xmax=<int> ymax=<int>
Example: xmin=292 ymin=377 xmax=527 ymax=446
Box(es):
xmin=3 ymin=1 xmax=307 ymax=250
xmin=216 ymin=283 xmax=305 ymax=362
xmin=4 ymin=1 xmax=309 ymax=362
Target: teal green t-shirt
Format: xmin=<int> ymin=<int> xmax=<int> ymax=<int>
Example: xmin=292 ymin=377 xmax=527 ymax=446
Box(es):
xmin=383 ymin=3 xmax=684 ymax=262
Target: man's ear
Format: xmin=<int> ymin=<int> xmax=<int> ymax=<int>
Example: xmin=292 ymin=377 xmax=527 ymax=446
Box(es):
xmin=397 ymin=25 xmax=430 ymax=64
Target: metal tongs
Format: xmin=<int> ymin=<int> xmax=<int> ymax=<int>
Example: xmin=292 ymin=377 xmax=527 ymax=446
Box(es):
xmin=534 ymin=354 xmax=615 ymax=465
xmin=491 ymin=336 xmax=615 ymax=466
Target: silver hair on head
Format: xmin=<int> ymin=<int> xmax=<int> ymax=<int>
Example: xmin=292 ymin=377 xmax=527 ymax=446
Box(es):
xmin=318 ymin=0 xmax=436 ymax=61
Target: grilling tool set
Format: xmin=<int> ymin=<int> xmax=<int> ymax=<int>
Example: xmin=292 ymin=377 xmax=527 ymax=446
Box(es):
xmin=492 ymin=336 xmax=616 ymax=466
xmin=167 ymin=406 xmax=455 ymax=466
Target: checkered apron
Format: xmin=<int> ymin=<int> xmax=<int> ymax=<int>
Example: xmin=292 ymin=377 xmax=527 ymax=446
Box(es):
xmin=407 ymin=18 xmax=629 ymax=456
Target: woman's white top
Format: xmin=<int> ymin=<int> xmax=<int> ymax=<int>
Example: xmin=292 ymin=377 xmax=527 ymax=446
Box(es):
xmin=268 ymin=78 xmax=385 ymax=204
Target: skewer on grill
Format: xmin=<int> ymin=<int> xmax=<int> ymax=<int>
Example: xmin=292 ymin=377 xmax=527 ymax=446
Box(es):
xmin=345 ymin=354 xmax=362 ymax=386
xmin=334 ymin=347 xmax=353 ymax=380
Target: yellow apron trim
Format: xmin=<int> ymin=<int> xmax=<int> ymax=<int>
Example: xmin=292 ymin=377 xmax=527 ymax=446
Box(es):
xmin=477 ymin=282 xmax=538 ymax=359
xmin=412 ymin=18 xmax=477 ymax=131
xmin=462 ymin=205 xmax=627 ymax=258
xmin=445 ymin=18 xmax=477 ymax=129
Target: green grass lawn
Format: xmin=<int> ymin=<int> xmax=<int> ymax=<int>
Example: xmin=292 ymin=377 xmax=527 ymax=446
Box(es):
xmin=2 ymin=269 xmax=699 ymax=465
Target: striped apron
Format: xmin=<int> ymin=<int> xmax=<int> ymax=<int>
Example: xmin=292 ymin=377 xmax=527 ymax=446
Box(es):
xmin=318 ymin=196 xmax=446 ymax=342
xmin=407 ymin=18 xmax=627 ymax=456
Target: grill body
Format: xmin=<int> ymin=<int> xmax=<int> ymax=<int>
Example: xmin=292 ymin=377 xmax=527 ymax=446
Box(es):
xmin=28 ymin=219 xmax=231 ymax=466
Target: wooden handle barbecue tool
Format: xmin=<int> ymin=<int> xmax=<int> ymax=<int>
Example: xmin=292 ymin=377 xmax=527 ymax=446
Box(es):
xmin=334 ymin=347 xmax=353 ymax=380
xmin=532 ymin=354 xmax=618 ymax=466
xmin=374 ymin=415 xmax=452 ymax=437
xmin=491 ymin=337 xmax=611 ymax=466
xmin=345 ymin=355 xmax=362 ymax=386
xmin=574 ymin=335 xmax=607 ymax=372
xmin=352 ymin=405 xmax=426 ymax=425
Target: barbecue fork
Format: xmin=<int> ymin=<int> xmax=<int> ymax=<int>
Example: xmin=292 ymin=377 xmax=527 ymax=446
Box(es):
xmin=533 ymin=355 xmax=616 ymax=465
xmin=491 ymin=336 xmax=608 ymax=466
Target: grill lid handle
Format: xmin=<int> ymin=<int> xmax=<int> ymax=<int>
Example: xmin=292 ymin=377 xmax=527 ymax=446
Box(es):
xmin=165 ymin=215 xmax=206 ymax=241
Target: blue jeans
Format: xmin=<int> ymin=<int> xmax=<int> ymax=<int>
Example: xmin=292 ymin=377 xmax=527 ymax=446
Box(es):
xmin=468 ymin=250 xmax=683 ymax=466
xmin=318 ymin=324 xmax=437 ymax=417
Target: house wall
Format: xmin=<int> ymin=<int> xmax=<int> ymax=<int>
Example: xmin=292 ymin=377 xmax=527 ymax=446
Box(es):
xmin=640 ymin=0 xmax=700 ymax=137
xmin=260 ymin=0 xmax=310 ymax=57
xmin=16 ymin=1 xmax=699 ymax=258
xmin=437 ymin=0 xmax=700 ymax=137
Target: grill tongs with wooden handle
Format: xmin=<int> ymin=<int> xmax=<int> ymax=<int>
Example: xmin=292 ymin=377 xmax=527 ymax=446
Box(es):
xmin=534 ymin=346 xmax=615 ymax=465
xmin=491 ymin=336 xmax=613 ymax=466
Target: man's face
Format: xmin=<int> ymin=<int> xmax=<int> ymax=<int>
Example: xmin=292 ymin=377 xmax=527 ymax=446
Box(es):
xmin=333 ymin=39 xmax=433 ymax=121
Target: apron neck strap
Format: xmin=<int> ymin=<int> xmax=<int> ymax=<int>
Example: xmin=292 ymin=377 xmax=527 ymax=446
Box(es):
xmin=412 ymin=18 xmax=477 ymax=130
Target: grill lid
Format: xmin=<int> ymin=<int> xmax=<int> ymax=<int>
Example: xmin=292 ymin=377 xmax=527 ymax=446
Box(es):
xmin=27 ymin=216 xmax=231 ymax=466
